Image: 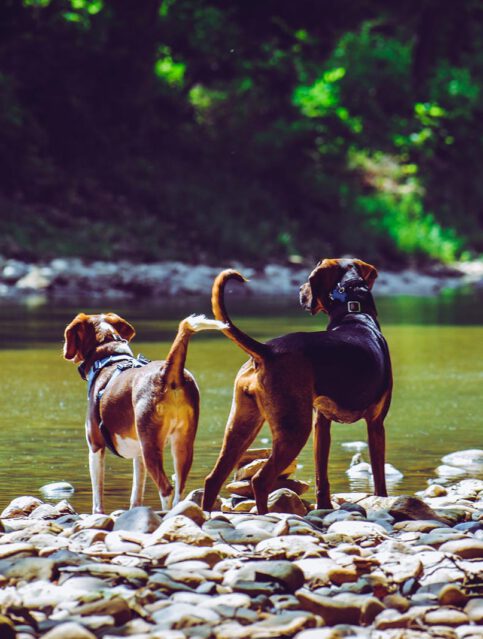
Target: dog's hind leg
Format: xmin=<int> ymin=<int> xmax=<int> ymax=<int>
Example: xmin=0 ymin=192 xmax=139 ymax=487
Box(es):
xmin=203 ymin=383 xmax=264 ymax=511
xmin=313 ymin=411 xmax=332 ymax=509
xmin=366 ymin=416 xmax=387 ymax=496
xmin=170 ymin=421 xmax=197 ymax=507
xmin=130 ymin=456 xmax=147 ymax=508
xmin=252 ymin=400 xmax=312 ymax=515
xmin=137 ymin=415 xmax=173 ymax=510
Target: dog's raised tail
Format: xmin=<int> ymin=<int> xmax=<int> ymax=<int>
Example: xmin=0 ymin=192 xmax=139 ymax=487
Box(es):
xmin=163 ymin=314 xmax=227 ymax=387
xmin=212 ymin=269 xmax=268 ymax=361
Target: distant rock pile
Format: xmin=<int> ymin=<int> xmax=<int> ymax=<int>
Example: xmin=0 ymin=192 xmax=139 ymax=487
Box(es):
xmin=1 ymin=256 xmax=482 ymax=301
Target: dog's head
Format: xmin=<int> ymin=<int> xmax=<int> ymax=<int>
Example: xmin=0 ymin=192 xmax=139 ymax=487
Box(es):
xmin=300 ymin=258 xmax=378 ymax=315
xmin=63 ymin=313 xmax=136 ymax=363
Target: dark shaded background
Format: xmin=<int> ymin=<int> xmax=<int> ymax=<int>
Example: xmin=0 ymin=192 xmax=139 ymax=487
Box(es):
xmin=1 ymin=0 xmax=482 ymax=265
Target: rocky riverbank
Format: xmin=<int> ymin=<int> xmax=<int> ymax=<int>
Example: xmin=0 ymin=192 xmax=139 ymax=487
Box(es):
xmin=0 ymin=474 xmax=482 ymax=639
xmin=1 ymin=257 xmax=483 ymax=301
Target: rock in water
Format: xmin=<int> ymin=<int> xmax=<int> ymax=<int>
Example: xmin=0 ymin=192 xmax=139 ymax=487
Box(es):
xmin=341 ymin=441 xmax=368 ymax=452
xmin=226 ymin=478 xmax=309 ymax=498
xmin=235 ymin=457 xmax=297 ymax=481
xmin=441 ymin=449 xmax=483 ymax=473
xmin=39 ymin=481 xmax=75 ymax=499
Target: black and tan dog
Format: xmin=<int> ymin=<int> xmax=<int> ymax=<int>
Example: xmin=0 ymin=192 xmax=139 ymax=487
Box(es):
xmin=203 ymin=258 xmax=392 ymax=514
xmin=63 ymin=312 xmax=225 ymax=513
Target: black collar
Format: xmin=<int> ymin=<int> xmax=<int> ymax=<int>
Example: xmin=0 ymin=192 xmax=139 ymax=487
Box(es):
xmin=327 ymin=277 xmax=378 ymax=325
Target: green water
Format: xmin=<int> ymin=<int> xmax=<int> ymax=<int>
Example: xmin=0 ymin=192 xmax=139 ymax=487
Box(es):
xmin=0 ymin=288 xmax=482 ymax=513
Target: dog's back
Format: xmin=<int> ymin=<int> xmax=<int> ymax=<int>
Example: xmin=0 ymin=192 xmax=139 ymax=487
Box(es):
xmin=267 ymin=318 xmax=391 ymax=412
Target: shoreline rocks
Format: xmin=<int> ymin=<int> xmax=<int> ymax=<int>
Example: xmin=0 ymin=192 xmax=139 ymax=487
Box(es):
xmin=0 ymin=476 xmax=481 ymax=638
xmin=1 ymin=256 xmax=482 ymax=301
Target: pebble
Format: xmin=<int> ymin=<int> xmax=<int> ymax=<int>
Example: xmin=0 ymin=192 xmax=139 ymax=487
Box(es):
xmin=388 ymin=495 xmax=449 ymax=523
xmin=256 ymin=535 xmax=327 ymax=559
xmin=0 ymin=496 xmax=43 ymax=518
xmin=151 ymin=515 xmax=215 ymax=546
xmin=438 ymin=584 xmax=468 ymax=607
xmin=438 ymin=537 xmax=483 ymax=558
xmin=0 ymin=473 xmax=481 ymax=638
xmin=0 ymin=615 xmax=15 ymax=639
xmin=112 ymin=506 xmax=162 ymax=533
xmin=465 ymin=598 xmax=483 ymax=623
xmin=424 ymin=607 xmax=469 ymax=626
xmin=223 ymin=560 xmax=305 ymax=592
xmin=164 ymin=500 xmax=206 ymax=526
xmin=326 ymin=520 xmax=388 ymax=539
xmin=267 ymin=489 xmax=308 ymax=515
xmin=42 ymin=622 xmax=97 ymax=638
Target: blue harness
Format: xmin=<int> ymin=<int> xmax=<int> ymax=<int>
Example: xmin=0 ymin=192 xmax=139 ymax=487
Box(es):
xmin=79 ymin=352 xmax=150 ymax=457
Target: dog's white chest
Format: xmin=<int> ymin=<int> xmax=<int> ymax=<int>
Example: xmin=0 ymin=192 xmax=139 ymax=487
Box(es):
xmin=114 ymin=435 xmax=141 ymax=459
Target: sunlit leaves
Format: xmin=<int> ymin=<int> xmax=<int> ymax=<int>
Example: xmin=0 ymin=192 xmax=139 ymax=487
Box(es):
xmin=356 ymin=192 xmax=463 ymax=263
xmin=415 ymin=102 xmax=445 ymax=123
xmin=293 ymin=67 xmax=346 ymax=117
xmin=188 ymin=85 xmax=228 ymax=124
xmin=160 ymin=0 xmax=177 ymax=18
xmin=23 ymin=0 xmax=50 ymax=6
xmin=62 ymin=0 xmax=103 ymax=26
xmin=154 ymin=48 xmax=186 ymax=87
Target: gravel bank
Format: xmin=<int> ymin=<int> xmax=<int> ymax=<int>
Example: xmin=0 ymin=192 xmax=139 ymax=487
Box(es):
xmin=0 ymin=473 xmax=482 ymax=639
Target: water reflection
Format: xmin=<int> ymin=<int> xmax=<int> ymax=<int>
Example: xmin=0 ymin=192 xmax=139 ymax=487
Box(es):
xmin=347 ymin=475 xmax=405 ymax=494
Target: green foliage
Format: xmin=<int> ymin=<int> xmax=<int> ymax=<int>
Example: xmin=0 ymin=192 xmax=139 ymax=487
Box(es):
xmin=1 ymin=1 xmax=482 ymax=264
xmin=356 ymin=192 xmax=464 ymax=263
xmin=154 ymin=47 xmax=186 ymax=86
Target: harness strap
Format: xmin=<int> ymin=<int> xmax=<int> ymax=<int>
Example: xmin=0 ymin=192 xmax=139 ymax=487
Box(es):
xmin=80 ymin=353 xmax=151 ymax=457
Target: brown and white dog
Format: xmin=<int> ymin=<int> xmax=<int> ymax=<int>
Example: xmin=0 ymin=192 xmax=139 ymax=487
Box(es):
xmin=63 ymin=312 xmax=225 ymax=513
xmin=203 ymin=259 xmax=392 ymax=514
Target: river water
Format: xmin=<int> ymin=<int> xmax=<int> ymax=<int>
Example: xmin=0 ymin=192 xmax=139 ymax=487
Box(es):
xmin=0 ymin=286 xmax=481 ymax=513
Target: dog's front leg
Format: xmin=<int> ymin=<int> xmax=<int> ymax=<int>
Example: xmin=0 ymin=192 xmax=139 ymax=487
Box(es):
xmin=130 ymin=456 xmax=146 ymax=508
xmin=88 ymin=447 xmax=105 ymax=514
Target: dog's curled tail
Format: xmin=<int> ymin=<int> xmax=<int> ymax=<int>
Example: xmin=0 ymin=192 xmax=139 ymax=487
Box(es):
xmin=164 ymin=314 xmax=227 ymax=387
xmin=212 ymin=269 xmax=269 ymax=362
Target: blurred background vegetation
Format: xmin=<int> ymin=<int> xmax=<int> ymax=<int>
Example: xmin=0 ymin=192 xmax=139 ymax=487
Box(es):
xmin=0 ymin=0 xmax=482 ymax=265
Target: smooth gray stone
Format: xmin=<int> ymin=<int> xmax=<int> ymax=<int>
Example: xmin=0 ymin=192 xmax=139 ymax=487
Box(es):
xmin=113 ymin=506 xmax=162 ymax=533
xmin=0 ymin=556 xmax=57 ymax=582
xmin=339 ymin=502 xmax=367 ymax=517
xmin=225 ymin=559 xmax=305 ymax=593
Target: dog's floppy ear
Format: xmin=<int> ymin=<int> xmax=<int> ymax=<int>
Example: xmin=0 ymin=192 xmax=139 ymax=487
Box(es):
xmin=63 ymin=313 xmax=89 ymax=360
xmin=307 ymin=258 xmax=344 ymax=315
xmin=104 ymin=313 xmax=136 ymax=342
xmin=353 ymin=259 xmax=378 ymax=290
